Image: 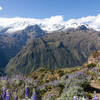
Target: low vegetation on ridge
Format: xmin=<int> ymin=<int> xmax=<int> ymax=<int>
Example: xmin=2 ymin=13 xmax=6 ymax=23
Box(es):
xmin=0 ymin=51 xmax=100 ymax=100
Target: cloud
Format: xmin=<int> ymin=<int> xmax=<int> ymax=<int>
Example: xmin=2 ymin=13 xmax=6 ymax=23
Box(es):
xmin=0 ymin=14 xmax=100 ymax=33
xmin=0 ymin=6 xmax=3 ymax=11
xmin=66 ymin=14 xmax=100 ymax=31
xmin=0 ymin=16 xmax=64 ymax=32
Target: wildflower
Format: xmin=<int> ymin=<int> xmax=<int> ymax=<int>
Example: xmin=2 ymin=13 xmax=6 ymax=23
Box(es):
xmin=93 ymin=95 xmax=99 ymax=100
xmin=93 ymin=91 xmax=99 ymax=100
xmin=14 ymin=95 xmax=18 ymax=100
xmin=25 ymin=85 xmax=30 ymax=98
xmin=91 ymin=68 xmax=95 ymax=72
xmin=31 ymin=92 xmax=37 ymax=100
xmin=6 ymin=90 xmax=11 ymax=100
xmin=2 ymin=87 xmax=6 ymax=100
xmin=73 ymin=96 xmax=77 ymax=100
xmin=13 ymin=91 xmax=18 ymax=100
xmin=31 ymin=89 xmax=37 ymax=100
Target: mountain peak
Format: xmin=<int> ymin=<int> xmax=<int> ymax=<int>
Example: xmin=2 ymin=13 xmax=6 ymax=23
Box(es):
xmin=23 ymin=25 xmax=43 ymax=32
xmin=77 ymin=25 xmax=88 ymax=30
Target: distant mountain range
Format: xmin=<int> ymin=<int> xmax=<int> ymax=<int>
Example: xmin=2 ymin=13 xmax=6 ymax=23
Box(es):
xmin=5 ymin=25 xmax=100 ymax=75
xmin=0 ymin=16 xmax=100 ymax=75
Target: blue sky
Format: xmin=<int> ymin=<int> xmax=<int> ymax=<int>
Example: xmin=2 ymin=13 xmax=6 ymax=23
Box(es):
xmin=0 ymin=0 xmax=100 ymax=20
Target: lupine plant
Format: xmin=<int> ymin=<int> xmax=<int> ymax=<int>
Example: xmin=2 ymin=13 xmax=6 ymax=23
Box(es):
xmin=6 ymin=90 xmax=11 ymax=100
xmin=57 ymin=72 xmax=90 ymax=100
xmin=0 ymin=65 xmax=99 ymax=100
xmin=2 ymin=87 xmax=6 ymax=100
xmin=13 ymin=95 xmax=18 ymax=100
xmin=31 ymin=91 xmax=37 ymax=100
xmin=25 ymin=85 xmax=30 ymax=98
xmin=93 ymin=91 xmax=99 ymax=100
xmin=13 ymin=91 xmax=18 ymax=100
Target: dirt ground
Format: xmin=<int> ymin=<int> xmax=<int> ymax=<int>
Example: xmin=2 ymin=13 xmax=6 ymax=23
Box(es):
xmin=91 ymin=80 xmax=100 ymax=99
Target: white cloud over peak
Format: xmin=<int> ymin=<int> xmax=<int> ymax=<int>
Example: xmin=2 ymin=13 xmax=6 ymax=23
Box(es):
xmin=0 ymin=16 xmax=64 ymax=33
xmin=0 ymin=14 xmax=100 ymax=33
xmin=64 ymin=14 xmax=100 ymax=31
xmin=0 ymin=6 xmax=3 ymax=11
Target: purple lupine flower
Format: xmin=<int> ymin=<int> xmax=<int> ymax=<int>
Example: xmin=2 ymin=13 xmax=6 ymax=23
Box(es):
xmin=91 ymin=68 xmax=95 ymax=72
xmin=73 ymin=96 xmax=77 ymax=100
xmin=2 ymin=92 xmax=6 ymax=100
xmin=13 ymin=90 xmax=18 ymax=100
xmin=31 ymin=92 xmax=37 ymax=100
xmin=6 ymin=90 xmax=11 ymax=100
xmin=14 ymin=95 xmax=18 ymax=100
xmin=25 ymin=85 xmax=30 ymax=98
xmin=93 ymin=95 xmax=99 ymax=100
xmin=2 ymin=87 xmax=6 ymax=100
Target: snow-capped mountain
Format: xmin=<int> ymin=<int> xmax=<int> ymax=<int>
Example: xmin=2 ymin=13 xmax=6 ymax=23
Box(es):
xmin=0 ymin=14 xmax=100 ymax=33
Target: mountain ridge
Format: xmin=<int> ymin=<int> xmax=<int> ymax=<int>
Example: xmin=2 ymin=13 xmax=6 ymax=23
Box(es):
xmin=5 ymin=28 xmax=100 ymax=75
xmin=0 ymin=25 xmax=45 ymax=69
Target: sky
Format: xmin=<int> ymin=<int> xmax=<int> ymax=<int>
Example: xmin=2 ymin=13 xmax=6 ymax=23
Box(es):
xmin=0 ymin=0 xmax=100 ymax=20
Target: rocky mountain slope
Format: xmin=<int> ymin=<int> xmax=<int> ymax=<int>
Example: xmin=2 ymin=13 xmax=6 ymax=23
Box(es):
xmin=5 ymin=27 xmax=100 ymax=75
xmin=0 ymin=25 xmax=45 ymax=69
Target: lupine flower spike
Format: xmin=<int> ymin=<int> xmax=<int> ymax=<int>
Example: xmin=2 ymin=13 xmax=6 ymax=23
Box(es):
xmin=31 ymin=89 xmax=37 ymax=100
xmin=2 ymin=87 xmax=6 ymax=100
xmin=13 ymin=91 xmax=18 ymax=100
xmin=25 ymin=85 xmax=30 ymax=98
xmin=73 ymin=96 xmax=77 ymax=100
xmin=93 ymin=95 xmax=99 ymax=100
xmin=6 ymin=90 xmax=11 ymax=100
xmin=93 ymin=91 xmax=99 ymax=100
xmin=14 ymin=95 xmax=18 ymax=100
